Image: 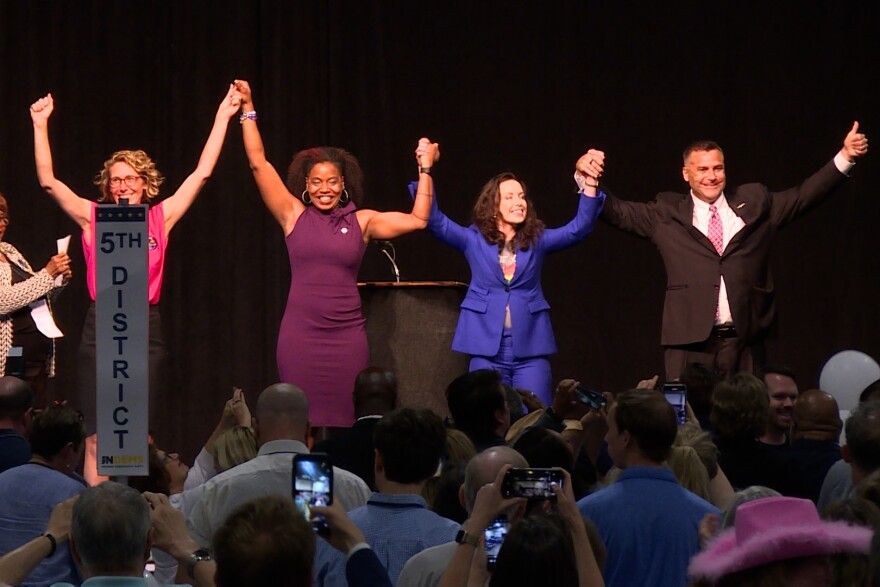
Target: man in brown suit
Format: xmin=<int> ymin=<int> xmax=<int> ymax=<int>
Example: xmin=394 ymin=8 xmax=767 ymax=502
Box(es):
xmin=575 ymin=124 xmax=868 ymax=380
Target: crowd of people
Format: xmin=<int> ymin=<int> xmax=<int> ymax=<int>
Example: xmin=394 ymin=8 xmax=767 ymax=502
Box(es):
xmin=0 ymin=362 xmax=879 ymax=586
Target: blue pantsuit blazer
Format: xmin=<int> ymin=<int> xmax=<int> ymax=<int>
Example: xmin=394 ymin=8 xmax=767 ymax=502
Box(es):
xmin=412 ymin=183 xmax=605 ymax=359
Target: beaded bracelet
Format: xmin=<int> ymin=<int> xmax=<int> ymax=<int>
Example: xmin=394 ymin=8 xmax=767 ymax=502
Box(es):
xmin=239 ymin=111 xmax=258 ymax=124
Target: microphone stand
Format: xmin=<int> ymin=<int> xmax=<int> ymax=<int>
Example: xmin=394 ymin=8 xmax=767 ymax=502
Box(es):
xmin=378 ymin=241 xmax=401 ymax=283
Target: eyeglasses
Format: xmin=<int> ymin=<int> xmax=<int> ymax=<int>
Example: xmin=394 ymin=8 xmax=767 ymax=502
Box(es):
xmin=108 ymin=175 xmax=144 ymax=188
xmin=307 ymin=177 xmax=343 ymax=189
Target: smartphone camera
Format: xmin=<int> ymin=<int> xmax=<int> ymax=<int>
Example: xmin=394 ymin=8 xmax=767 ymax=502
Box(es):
xmin=662 ymin=383 xmax=687 ymax=425
xmin=484 ymin=516 xmax=509 ymax=571
xmin=292 ymin=453 xmax=333 ymax=535
xmin=574 ymin=384 xmax=606 ymax=411
xmin=501 ymin=467 xmax=564 ymax=500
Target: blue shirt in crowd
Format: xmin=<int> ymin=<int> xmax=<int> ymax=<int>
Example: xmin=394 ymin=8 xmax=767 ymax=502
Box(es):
xmin=0 ymin=428 xmax=30 ymax=473
xmin=0 ymin=462 xmax=88 ymax=586
xmin=577 ymin=466 xmax=719 ymax=587
xmin=316 ymin=492 xmax=459 ymax=586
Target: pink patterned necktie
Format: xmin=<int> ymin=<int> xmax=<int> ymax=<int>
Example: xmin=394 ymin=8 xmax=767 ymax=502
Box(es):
xmin=708 ymin=204 xmax=724 ymax=255
xmin=708 ymin=204 xmax=723 ymax=321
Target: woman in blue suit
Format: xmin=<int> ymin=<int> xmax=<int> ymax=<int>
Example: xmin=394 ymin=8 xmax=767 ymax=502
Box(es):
xmin=413 ymin=148 xmax=606 ymax=405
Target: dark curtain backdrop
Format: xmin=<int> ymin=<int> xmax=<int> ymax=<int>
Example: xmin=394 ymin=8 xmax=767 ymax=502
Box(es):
xmin=1 ymin=1 xmax=878 ymax=458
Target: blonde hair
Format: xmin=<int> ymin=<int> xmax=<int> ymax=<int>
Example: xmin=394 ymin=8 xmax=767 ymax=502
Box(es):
xmin=667 ymin=444 xmax=710 ymax=501
xmin=674 ymin=422 xmax=720 ymax=478
xmin=92 ymin=149 xmax=164 ymax=202
xmin=213 ymin=425 xmax=257 ymax=472
xmin=444 ymin=428 xmax=477 ymax=465
xmin=422 ymin=428 xmax=476 ymax=506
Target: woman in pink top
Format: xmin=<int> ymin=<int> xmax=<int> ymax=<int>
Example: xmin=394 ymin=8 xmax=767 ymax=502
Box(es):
xmin=29 ymin=86 xmax=242 ymax=437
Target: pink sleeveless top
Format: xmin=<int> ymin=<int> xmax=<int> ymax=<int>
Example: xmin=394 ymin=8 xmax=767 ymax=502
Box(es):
xmin=82 ymin=201 xmax=167 ymax=305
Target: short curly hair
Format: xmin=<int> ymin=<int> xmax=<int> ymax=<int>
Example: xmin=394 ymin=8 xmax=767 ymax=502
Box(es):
xmin=710 ymin=373 xmax=769 ymax=441
xmin=286 ymin=147 xmax=365 ymax=207
xmin=93 ymin=150 xmax=165 ymax=203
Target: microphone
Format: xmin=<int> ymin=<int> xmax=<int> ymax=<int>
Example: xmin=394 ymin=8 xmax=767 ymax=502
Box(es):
xmin=376 ymin=240 xmax=401 ymax=283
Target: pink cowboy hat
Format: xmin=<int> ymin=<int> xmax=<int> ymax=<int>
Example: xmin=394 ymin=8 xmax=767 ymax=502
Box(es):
xmin=689 ymin=496 xmax=873 ymax=581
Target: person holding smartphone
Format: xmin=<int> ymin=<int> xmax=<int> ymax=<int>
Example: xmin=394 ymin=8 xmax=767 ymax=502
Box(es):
xmin=314 ymin=408 xmax=458 ymax=585
xmin=142 ymin=493 xmax=394 ymax=587
xmin=439 ymin=465 xmax=603 ymax=587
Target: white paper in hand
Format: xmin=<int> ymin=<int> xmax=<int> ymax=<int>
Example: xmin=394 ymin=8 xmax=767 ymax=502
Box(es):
xmin=55 ymin=235 xmax=71 ymax=286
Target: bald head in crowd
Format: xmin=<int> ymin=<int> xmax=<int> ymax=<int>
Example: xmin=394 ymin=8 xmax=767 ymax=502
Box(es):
xmin=462 ymin=446 xmax=528 ymax=512
xmin=0 ymin=376 xmax=33 ymax=425
xmin=252 ymin=383 xmax=310 ymax=445
xmin=792 ymin=390 xmax=842 ymax=442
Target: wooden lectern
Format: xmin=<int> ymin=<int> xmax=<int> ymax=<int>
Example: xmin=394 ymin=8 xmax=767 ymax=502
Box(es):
xmin=358 ymin=281 xmax=468 ymax=417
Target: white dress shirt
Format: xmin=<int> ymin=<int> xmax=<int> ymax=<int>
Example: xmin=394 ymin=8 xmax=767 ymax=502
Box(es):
xmin=185 ymin=439 xmax=371 ymax=546
xmin=691 ymin=152 xmax=854 ymax=326
xmin=690 ymin=193 xmax=744 ymax=325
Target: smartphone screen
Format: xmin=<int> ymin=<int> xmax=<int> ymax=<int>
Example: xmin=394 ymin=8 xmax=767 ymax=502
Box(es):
xmin=574 ymin=384 xmax=606 ymax=410
xmin=484 ymin=517 xmax=509 ymax=570
xmin=292 ymin=454 xmax=333 ymax=534
xmin=502 ymin=468 xmax=564 ymax=499
xmin=662 ymin=383 xmax=687 ymax=425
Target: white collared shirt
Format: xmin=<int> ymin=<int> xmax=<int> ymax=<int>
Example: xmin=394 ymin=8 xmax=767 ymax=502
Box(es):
xmin=185 ymin=439 xmax=371 ymax=546
xmin=690 ymin=193 xmax=745 ymax=324
xmin=688 ymin=152 xmax=854 ymax=325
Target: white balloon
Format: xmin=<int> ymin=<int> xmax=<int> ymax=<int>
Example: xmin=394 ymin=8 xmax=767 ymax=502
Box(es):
xmin=819 ymin=350 xmax=880 ymax=413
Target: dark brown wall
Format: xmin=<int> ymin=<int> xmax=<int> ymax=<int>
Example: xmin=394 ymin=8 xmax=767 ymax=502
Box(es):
xmin=1 ymin=1 xmax=877 ymax=458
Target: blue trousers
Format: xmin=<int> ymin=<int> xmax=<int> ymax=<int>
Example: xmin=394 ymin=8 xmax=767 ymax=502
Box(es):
xmin=469 ymin=331 xmax=552 ymax=406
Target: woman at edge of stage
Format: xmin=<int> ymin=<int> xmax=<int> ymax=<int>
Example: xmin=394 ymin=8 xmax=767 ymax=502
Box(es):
xmin=0 ymin=192 xmax=72 ymax=406
xmin=30 ymin=85 xmax=243 ymax=483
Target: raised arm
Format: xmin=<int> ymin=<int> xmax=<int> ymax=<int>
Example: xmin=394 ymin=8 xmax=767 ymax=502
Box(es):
xmin=161 ymin=84 xmax=242 ymax=235
xmin=406 ymin=180 xmax=471 ymax=253
xmin=770 ymin=121 xmax=869 ymax=226
xmin=234 ymin=79 xmax=303 ymax=235
xmin=30 ymin=94 xmax=92 ymax=229
xmin=144 ymin=492 xmax=217 ymax=587
xmin=0 ymin=495 xmax=77 ymax=586
xmin=575 ymin=149 xmax=660 ymax=238
xmin=439 ymin=465 xmax=526 ymax=587
xmin=553 ymin=471 xmax=605 ymax=587
xmin=540 ymin=150 xmax=607 ymax=254
xmin=359 ymin=138 xmax=439 ymax=242
xmin=841 ymin=120 xmax=869 ymax=162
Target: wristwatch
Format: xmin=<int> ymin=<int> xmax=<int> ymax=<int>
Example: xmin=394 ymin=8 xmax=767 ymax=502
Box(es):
xmin=455 ymin=528 xmax=480 ymax=547
xmin=418 ymin=166 xmax=432 ymax=175
xmin=186 ymin=548 xmax=213 ymax=578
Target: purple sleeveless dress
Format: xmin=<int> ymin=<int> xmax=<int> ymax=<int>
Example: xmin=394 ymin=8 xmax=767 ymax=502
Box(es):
xmin=278 ymin=201 xmax=368 ymax=427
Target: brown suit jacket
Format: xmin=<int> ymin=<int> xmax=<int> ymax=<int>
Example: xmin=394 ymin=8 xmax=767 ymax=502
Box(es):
xmin=602 ymin=160 xmax=846 ymax=346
